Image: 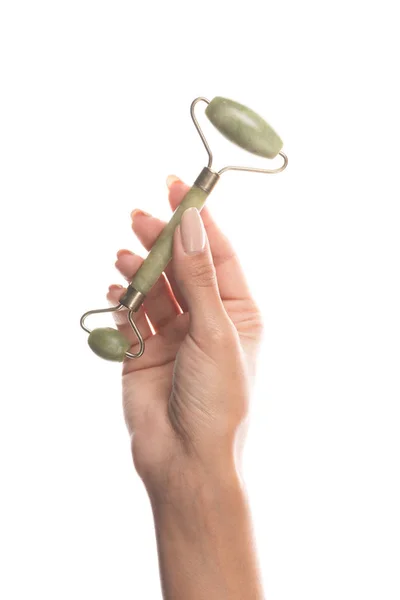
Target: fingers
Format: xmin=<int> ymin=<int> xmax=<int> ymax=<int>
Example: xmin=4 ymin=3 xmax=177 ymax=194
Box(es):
xmin=172 ymin=208 xmax=233 ymax=345
xmin=129 ymin=173 xmax=253 ymax=319
xmin=130 ymin=210 xmax=188 ymax=311
xmin=115 ymin=249 xmax=181 ymax=332
xmin=167 ymin=177 xmax=252 ymax=301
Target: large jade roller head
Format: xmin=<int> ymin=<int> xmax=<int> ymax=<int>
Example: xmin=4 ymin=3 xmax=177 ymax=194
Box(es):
xmin=80 ymin=96 xmax=288 ymax=362
xmin=205 ymin=97 xmax=283 ymax=159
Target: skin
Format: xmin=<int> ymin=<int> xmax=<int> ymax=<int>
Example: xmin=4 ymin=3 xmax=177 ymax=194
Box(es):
xmin=107 ymin=176 xmax=265 ymax=599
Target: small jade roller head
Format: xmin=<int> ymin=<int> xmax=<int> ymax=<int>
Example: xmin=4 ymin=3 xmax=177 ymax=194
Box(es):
xmin=80 ymin=96 xmax=288 ymax=362
xmin=88 ymin=327 xmax=131 ymax=362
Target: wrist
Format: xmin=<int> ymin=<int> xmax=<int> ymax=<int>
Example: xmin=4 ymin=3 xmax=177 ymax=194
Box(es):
xmin=147 ymin=455 xmax=244 ymax=516
xmin=150 ymin=467 xmax=247 ymax=545
xmin=146 ymin=454 xmax=264 ymax=600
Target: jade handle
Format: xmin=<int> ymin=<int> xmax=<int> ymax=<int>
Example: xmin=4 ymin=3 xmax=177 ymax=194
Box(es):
xmin=131 ymin=185 xmax=209 ymax=295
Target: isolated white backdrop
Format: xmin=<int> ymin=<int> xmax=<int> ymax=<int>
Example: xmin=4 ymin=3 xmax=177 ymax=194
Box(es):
xmin=0 ymin=1 xmax=399 ymax=599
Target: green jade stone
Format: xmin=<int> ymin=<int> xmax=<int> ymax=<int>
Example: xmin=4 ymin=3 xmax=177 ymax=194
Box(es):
xmin=127 ymin=96 xmax=284 ymax=305
xmin=88 ymin=327 xmax=131 ymax=362
xmin=206 ymin=96 xmax=283 ymax=159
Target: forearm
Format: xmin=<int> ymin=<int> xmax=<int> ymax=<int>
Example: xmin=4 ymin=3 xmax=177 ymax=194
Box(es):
xmin=149 ymin=464 xmax=264 ymax=600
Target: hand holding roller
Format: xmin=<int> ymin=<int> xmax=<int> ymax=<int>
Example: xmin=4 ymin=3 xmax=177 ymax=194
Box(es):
xmin=80 ymin=96 xmax=288 ymax=361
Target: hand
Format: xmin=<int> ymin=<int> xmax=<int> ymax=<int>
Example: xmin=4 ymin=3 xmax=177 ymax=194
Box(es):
xmin=107 ymin=176 xmax=263 ymax=497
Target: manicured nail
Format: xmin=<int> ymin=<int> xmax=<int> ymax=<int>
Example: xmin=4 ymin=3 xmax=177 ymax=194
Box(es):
xmin=166 ymin=175 xmax=182 ymax=189
xmin=131 ymin=208 xmax=151 ymax=220
xmin=116 ymin=249 xmax=134 ymax=258
xmin=180 ymin=207 xmax=205 ymax=255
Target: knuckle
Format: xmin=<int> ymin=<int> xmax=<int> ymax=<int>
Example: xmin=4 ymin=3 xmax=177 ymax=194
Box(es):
xmin=190 ymin=317 xmax=236 ymax=356
xmin=238 ymin=301 xmax=265 ymax=341
xmin=250 ymin=307 xmax=264 ymax=336
xmin=188 ymin=259 xmax=216 ymax=288
xmin=205 ymin=316 xmax=238 ymax=348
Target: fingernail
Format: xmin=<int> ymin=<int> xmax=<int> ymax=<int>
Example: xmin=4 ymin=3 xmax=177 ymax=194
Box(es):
xmin=116 ymin=249 xmax=134 ymax=258
xmin=180 ymin=207 xmax=205 ymax=255
xmin=131 ymin=208 xmax=151 ymax=220
xmin=166 ymin=175 xmax=182 ymax=189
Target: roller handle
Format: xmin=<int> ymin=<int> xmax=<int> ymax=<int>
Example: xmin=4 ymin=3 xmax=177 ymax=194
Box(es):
xmin=129 ymin=185 xmax=209 ymax=296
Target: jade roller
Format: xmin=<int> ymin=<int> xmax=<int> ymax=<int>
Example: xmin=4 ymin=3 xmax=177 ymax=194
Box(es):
xmin=80 ymin=96 xmax=288 ymax=361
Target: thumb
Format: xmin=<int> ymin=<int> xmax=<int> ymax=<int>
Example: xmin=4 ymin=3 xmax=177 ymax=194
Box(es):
xmin=173 ymin=207 xmax=228 ymax=339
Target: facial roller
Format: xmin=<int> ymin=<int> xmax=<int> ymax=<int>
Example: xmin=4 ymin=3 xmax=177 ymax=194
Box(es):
xmin=80 ymin=97 xmax=288 ymax=361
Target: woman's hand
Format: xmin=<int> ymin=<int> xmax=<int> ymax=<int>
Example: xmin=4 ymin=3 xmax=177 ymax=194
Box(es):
xmin=108 ymin=176 xmax=265 ymax=599
xmin=108 ymin=177 xmax=263 ymax=497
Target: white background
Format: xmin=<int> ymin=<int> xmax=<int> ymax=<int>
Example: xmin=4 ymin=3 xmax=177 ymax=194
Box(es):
xmin=1 ymin=1 xmax=399 ymax=598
